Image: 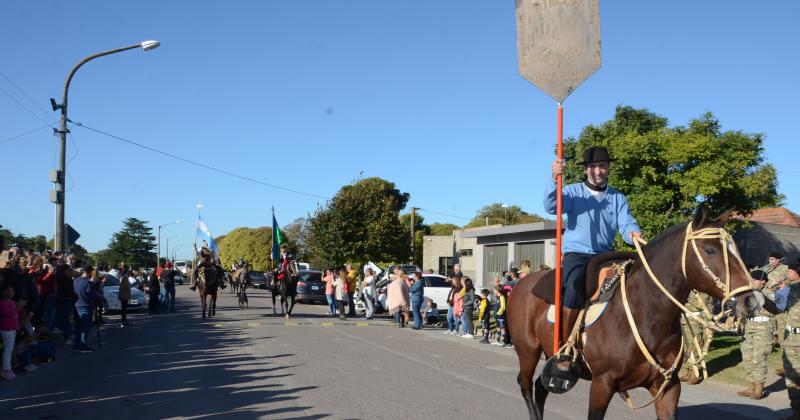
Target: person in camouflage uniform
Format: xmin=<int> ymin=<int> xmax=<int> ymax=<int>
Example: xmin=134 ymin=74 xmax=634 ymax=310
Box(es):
xmin=775 ymin=265 xmax=800 ymax=420
xmin=764 ymin=252 xmax=789 ymax=345
xmin=737 ymin=275 xmax=776 ymax=400
xmin=679 ymin=290 xmax=714 ymax=384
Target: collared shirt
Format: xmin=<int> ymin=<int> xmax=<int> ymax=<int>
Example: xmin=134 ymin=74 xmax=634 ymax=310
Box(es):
xmin=543 ymin=180 xmax=640 ymax=254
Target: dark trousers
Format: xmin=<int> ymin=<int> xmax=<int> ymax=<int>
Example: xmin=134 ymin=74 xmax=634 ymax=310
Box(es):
xmin=164 ymin=284 xmax=176 ymax=312
xmin=120 ymin=299 xmax=128 ymax=323
xmin=149 ymin=293 xmax=160 ymax=313
xmin=337 ymin=300 xmax=347 ymax=318
xmin=562 ymin=252 xmax=595 ymax=309
xmin=347 ymin=292 xmax=356 ymax=315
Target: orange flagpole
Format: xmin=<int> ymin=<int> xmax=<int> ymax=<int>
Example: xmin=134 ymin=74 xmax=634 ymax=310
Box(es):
xmin=554 ymin=103 xmax=564 ymax=355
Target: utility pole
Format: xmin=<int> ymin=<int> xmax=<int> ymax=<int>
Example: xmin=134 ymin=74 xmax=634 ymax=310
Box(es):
xmin=50 ymin=40 xmax=160 ymax=251
xmin=410 ymin=207 xmax=416 ymax=265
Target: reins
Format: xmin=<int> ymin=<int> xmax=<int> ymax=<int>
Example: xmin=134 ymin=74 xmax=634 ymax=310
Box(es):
xmin=618 ymin=223 xmax=752 ymax=409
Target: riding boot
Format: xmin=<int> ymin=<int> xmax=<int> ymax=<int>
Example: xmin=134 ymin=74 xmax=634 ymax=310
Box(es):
xmin=736 ymin=382 xmax=755 ymax=398
xmin=560 ymin=307 xmax=582 ymax=344
xmin=750 ymin=382 xmax=765 ymax=400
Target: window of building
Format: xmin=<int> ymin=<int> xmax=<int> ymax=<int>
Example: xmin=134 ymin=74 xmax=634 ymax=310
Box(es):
xmin=459 ymin=249 xmax=473 ymax=257
xmin=438 ymin=257 xmax=454 ymax=277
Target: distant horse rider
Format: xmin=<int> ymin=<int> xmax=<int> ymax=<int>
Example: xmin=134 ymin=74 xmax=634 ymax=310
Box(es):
xmin=190 ymin=247 xmax=222 ymax=291
xmin=545 ymin=146 xmax=642 ymax=346
xmin=273 ymin=243 xmax=294 ymax=288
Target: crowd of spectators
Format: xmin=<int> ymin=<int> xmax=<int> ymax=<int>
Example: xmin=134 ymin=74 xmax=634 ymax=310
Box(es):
xmin=0 ymin=244 xmax=180 ymax=381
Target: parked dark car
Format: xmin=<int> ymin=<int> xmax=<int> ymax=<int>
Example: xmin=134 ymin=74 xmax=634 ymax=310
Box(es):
xmin=295 ymin=270 xmax=325 ymax=303
xmin=249 ymin=271 xmax=268 ymax=289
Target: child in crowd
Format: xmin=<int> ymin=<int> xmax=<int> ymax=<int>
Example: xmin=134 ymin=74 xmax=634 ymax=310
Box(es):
xmin=460 ymin=278 xmax=475 ymax=339
xmin=1 ymin=283 xmax=20 ymax=380
xmin=478 ymin=289 xmax=491 ymax=344
xmin=16 ymin=310 xmax=56 ymax=369
xmin=423 ymin=299 xmax=439 ymax=326
xmin=493 ymin=285 xmax=508 ymax=347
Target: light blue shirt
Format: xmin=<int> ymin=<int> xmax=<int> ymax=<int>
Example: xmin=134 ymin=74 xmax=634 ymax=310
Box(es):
xmin=543 ymin=180 xmax=641 ymax=254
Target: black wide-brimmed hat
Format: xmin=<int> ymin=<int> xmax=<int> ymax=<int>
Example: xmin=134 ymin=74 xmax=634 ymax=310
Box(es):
xmin=579 ymin=146 xmax=615 ymax=165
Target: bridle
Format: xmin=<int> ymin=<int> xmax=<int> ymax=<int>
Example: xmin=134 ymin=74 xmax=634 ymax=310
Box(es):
xmin=618 ymin=222 xmax=752 ymax=409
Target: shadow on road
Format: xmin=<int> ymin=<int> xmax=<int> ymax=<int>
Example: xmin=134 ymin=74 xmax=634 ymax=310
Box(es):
xmin=681 ymin=402 xmax=791 ymax=419
xmin=0 ymin=294 xmax=329 ymax=419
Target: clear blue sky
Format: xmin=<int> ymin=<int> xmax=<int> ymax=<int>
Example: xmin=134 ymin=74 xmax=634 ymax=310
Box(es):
xmin=1 ymin=1 xmax=798 ymax=256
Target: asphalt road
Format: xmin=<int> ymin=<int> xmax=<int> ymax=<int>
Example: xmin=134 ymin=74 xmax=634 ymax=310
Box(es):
xmin=0 ymin=286 xmax=793 ymax=419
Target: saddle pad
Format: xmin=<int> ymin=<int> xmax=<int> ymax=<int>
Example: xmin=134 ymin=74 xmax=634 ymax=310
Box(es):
xmin=531 ymin=251 xmax=636 ymax=305
xmin=546 ymin=302 xmax=609 ymax=328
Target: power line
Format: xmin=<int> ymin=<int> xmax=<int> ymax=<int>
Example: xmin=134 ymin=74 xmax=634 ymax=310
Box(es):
xmin=0 ymin=123 xmax=52 ymax=144
xmin=416 ymin=207 xmax=471 ymax=221
xmin=70 ymin=119 xmax=331 ymax=200
xmin=0 ymin=70 xmax=56 ymax=121
xmin=0 ymin=85 xmax=54 ymax=126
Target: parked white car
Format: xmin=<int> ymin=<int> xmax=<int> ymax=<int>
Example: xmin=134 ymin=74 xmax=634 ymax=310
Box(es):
xmin=100 ymin=274 xmax=148 ymax=313
xmin=367 ymin=274 xmax=450 ymax=314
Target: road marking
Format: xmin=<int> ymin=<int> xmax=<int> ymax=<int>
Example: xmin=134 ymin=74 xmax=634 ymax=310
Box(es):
xmin=321 ymin=322 xmax=334 ymax=326
xmin=247 ymin=322 xmax=261 ymax=327
xmin=212 ymin=323 xmax=224 ymax=327
xmin=285 ymin=322 xmax=299 ymax=326
xmin=356 ymin=322 xmax=369 ymax=327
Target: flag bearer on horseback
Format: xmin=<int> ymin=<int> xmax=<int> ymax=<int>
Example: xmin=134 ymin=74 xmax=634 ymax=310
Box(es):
xmin=272 ymin=243 xmax=294 ymax=288
xmin=190 ymin=247 xmax=221 ymax=291
xmin=544 ymin=146 xmax=641 ymax=346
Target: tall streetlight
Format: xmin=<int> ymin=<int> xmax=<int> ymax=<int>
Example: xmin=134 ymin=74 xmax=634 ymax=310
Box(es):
xmin=171 ymin=244 xmax=183 ymax=262
xmin=50 ymin=40 xmax=161 ymax=252
xmin=157 ymin=220 xmax=181 ymax=268
xmin=165 ymin=234 xmax=180 ymax=264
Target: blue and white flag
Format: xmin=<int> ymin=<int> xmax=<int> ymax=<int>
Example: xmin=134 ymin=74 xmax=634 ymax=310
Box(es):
xmin=196 ymin=215 xmax=218 ymax=258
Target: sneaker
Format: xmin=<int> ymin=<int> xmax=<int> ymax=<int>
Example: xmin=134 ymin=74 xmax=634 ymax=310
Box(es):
xmin=462 ymin=334 xmax=474 ymax=339
xmin=51 ymin=327 xmax=63 ymax=335
xmin=442 ymin=330 xmax=451 ymax=335
xmin=24 ymin=364 xmax=37 ymax=373
xmin=1 ymin=369 xmax=16 ymax=380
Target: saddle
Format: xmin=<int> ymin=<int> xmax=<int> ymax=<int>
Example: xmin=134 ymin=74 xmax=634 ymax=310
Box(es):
xmin=531 ymin=251 xmax=636 ymax=305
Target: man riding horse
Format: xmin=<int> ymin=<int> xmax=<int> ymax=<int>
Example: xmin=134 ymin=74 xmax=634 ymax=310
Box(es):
xmin=544 ymin=146 xmax=641 ymax=369
xmin=272 ymin=243 xmax=294 ymax=288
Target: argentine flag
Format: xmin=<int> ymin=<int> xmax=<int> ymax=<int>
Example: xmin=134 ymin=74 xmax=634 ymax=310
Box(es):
xmin=196 ymin=215 xmax=218 ymax=257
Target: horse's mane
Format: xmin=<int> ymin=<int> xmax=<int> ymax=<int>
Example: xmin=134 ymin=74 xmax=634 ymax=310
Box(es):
xmin=646 ymin=221 xmax=690 ymax=246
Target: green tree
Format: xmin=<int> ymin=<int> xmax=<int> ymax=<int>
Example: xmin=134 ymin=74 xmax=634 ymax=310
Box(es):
xmin=217 ymin=227 xmax=272 ymax=272
xmin=561 ymin=106 xmax=782 ymax=244
xmin=429 ymin=223 xmax=460 ymax=236
xmin=400 ymin=212 xmax=431 ymax=266
xmin=307 ymin=177 xmax=410 ymax=267
xmin=283 ymin=217 xmax=309 ymax=261
xmin=106 ymin=218 xmax=157 ymax=269
xmin=464 ymin=203 xmax=548 ymax=228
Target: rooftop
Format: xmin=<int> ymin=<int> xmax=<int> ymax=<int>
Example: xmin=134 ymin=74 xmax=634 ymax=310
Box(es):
xmin=742 ymin=207 xmax=800 ymax=228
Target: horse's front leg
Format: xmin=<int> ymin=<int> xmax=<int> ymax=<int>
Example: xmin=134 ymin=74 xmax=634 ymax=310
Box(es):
xmin=201 ymin=293 xmax=206 ymax=319
xmin=588 ymin=376 xmax=615 ymax=420
xmin=271 ymin=290 xmax=277 ymax=316
xmin=211 ymin=294 xmax=217 ymax=317
xmin=650 ymin=378 xmax=680 ymax=420
xmin=516 ymin=345 xmax=544 ymax=420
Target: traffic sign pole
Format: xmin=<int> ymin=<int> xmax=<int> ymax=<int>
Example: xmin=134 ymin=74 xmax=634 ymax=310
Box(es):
xmin=515 ymin=0 xmax=601 ymax=356
xmin=554 ymin=103 xmax=563 ymax=354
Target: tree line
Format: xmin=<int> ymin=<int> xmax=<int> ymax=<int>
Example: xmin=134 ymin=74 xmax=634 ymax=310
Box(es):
xmin=3 ymin=106 xmax=779 ymax=271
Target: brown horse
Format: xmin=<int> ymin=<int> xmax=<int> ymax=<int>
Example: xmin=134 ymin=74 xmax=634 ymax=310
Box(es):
xmin=196 ymin=264 xmax=222 ymax=319
xmin=507 ymin=205 xmax=758 ymax=419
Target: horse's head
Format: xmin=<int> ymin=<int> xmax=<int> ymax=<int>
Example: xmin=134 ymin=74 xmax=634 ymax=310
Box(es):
xmin=683 ymin=204 xmax=756 ymax=318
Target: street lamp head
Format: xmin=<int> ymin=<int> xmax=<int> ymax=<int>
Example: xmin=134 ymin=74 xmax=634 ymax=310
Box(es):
xmin=140 ymin=40 xmax=161 ymax=51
